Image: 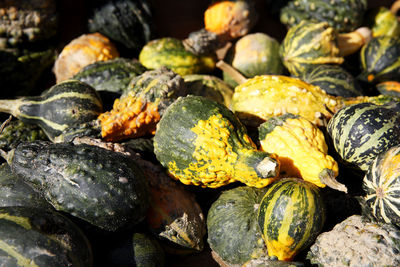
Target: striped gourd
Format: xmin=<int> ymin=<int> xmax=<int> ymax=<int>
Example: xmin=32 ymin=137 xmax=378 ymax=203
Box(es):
xmin=296 ymin=64 xmax=363 ymax=97
xmin=376 ymin=81 xmax=400 ymax=97
xmin=139 ymin=37 xmax=216 ymax=76
xmin=257 ymin=178 xmax=325 ymax=261
xmin=327 ymin=102 xmax=400 ymax=171
xmin=362 ymin=144 xmax=400 ymax=227
xmin=359 ymin=36 xmax=400 ymax=83
xmin=0 ymin=80 xmax=103 ymax=141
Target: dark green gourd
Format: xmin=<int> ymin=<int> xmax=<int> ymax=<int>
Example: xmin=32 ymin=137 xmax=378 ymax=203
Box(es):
xmin=0 ymin=206 xmax=92 ymax=267
xmin=0 ymin=79 xmax=103 ymax=141
xmin=0 ymin=163 xmax=52 ymax=209
xmin=5 ymin=141 xmax=150 ymax=231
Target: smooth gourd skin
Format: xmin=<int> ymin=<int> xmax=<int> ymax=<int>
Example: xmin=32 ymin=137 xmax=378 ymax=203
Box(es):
xmin=327 ymin=102 xmax=400 ymax=171
xmin=154 ymin=95 xmax=280 ymax=188
xmin=257 ymin=178 xmax=325 ymax=261
xmin=362 ymin=145 xmax=400 ymax=228
xmin=207 ymin=186 xmax=268 ymax=265
xmin=0 ymin=206 xmax=92 ymax=267
xmin=10 ymin=141 xmax=150 ymax=231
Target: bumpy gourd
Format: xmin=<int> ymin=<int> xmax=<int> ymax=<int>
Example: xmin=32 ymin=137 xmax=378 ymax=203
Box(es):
xmin=365 ymin=6 xmax=400 ymax=38
xmin=258 ymin=114 xmax=346 ymax=192
xmin=98 ymin=67 xmax=187 ymax=141
xmin=154 ymin=95 xmax=280 ymax=188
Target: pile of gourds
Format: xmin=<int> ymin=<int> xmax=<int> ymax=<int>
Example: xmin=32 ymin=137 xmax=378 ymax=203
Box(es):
xmin=1 ymin=0 xmax=400 ymax=266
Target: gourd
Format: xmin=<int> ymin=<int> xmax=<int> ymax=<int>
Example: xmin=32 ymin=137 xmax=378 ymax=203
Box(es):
xmin=153 ymin=95 xmax=280 ymax=188
xmin=87 ymin=0 xmax=154 ymax=55
xmin=183 ymin=74 xmax=233 ymax=108
xmin=327 ymin=101 xmax=400 ymax=171
xmin=280 ymin=0 xmax=367 ymax=33
xmin=223 ymin=32 xmax=284 ymax=87
xmin=72 ymin=57 xmax=147 ymax=94
xmin=307 ymin=215 xmax=400 ymax=266
xmin=376 ymin=81 xmax=400 ymax=97
xmin=227 ymin=73 xmax=397 ymax=127
xmin=0 ymin=163 xmax=52 ymax=209
xmin=0 ymin=79 xmax=103 ymax=142
xmin=0 ymin=0 xmax=58 ymax=48
xmin=204 ymin=0 xmax=258 ymax=42
xmin=257 ymin=178 xmax=325 ymax=261
xmin=98 ymin=67 xmax=187 ymax=141
xmin=138 ymin=37 xmax=216 ymax=76
xmin=295 ymin=64 xmax=363 ymax=97
xmin=53 ymin=32 xmax=120 ymax=83
xmin=207 ymin=186 xmax=269 ymax=265
xmin=280 ymin=21 xmax=371 ymax=76
xmin=362 ymin=144 xmax=400 ymax=228
xmin=365 ymin=6 xmax=400 ymax=38
xmin=359 ymin=35 xmax=400 ymax=83
xmin=3 ymin=140 xmax=150 ymax=231
xmin=243 ymin=258 xmax=304 ymax=267
xmin=258 ymin=113 xmax=346 ymax=192
xmin=0 ymin=206 xmax=93 ymax=267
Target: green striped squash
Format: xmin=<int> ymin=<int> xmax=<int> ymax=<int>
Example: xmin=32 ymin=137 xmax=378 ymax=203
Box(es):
xmin=0 ymin=80 xmax=103 ymax=141
xmin=296 ymin=64 xmax=363 ymax=97
xmin=0 ymin=206 xmax=92 ymax=267
xmin=359 ymin=36 xmax=400 ymax=83
xmin=280 ymin=21 xmax=344 ymax=76
xmin=139 ymin=37 xmax=216 ymax=76
xmin=327 ymin=102 xmax=400 ymax=171
xmin=257 ymin=178 xmax=325 ymax=261
xmin=362 ymin=144 xmax=400 ymax=227
xmin=376 ymin=81 xmax=400 ymax=97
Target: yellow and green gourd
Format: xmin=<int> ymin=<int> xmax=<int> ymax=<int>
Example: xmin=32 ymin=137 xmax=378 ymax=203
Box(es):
xmin=365 ymin=6 xmax=400 ymax=38
xmin=258 ymin=113 xmax=346 ymax=192
xmin=153 ymin=95 xmax=280 ymax=188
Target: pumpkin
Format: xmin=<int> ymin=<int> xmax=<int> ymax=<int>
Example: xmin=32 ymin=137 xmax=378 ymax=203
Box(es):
xmin=87 ymin=0 xmax=154 ymax=55
xmin=0 ymin=206 xmax=93 ymax=266
xmin=365 ymin=6 xmax=400 ymax=38
xmin=72 ymin=57 xmax=147 ymax=94
xmin=280 ymin=21 xmax=371 ymax=76
xmin=0 ymin=79 xmax=103 ymax=142
xmin=257 ymin=178 xmax=325 ymax=261
xmin=139 ymin=37 xmax=216 ymax=76
xmin=183 ymin=74 xmax=233 ymax=108
xmin=280 ymin=0 xmax=367 ymax=33
xmin=295 ymin=64 xmax=363 ymax=97
xmin=204 ymin=0 xmax=258 ymax=42
xmin=307 ymin=215 xmax=400 ymax=266
xmin=362 ymin=144 xmax=400 ymax=228
xmin=0 ymin=0 xmax=58 ymax=48
xmin=376 ymin=81 xmax=400 ymax=97
xmin=53 ymin=32 xmax=120 ymax=83
xmin=207 ymin=186 xmax=269 ymax=265
xmin=223 ymin=32 xmax=284 ymax=88
xmin=153 ymin=95 xmax=280 ymax=188
xmin=258 ymin=113 xmax=346 ymax=192
xmin=98 ymin=67 xmax=187 ymax=141
xmin=4 ymin=140 xmax=150 ymax=231
xmin=359 ymin=35 xmax=400 ymax=83
xmin=327 ymin=101 xmax=400 ymax=171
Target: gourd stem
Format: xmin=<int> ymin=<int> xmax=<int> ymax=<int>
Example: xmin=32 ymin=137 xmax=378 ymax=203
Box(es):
xmin=0 ymin=99 xmax=23 ymax=117
xmin=216 ymin=60 xmax=248 ymax=84
xmin=390 ymin=0 xmax=400 ymax=17
xmin=337 ymin=27 xmax=372 ymax=57
xmin=319 ymin=169 xmax=348 ymax=193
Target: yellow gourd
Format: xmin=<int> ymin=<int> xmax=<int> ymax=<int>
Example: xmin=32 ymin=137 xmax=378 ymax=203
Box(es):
xmin=258 ymin=113 xmax=346 ymax=192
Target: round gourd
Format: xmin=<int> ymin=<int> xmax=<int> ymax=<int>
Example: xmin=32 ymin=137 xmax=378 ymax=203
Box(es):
xmin=139 ymin=37 xmax=216 ymax=76
xmin=307 ymin=215 xmax=400 ymax=266
xmin=257 ymin=178 xmax=325 ymax=261
xmin=87 ymin=0 xmax=154 ymax=55
xmin=295 ymin=64 xmax=363 ymax=97
xmin=53 ymin=32 xmax=120 ymax=83
xmin=72 ymin=57 xmax=147 ymax=94
xmin=359 ymin=35 xmax=400 ymax=83
xmin=327 ymin=101 xmax=400 ymax=171
xmin=280 ymin=0 xmax=367 ymax=33
xmin=207 ymin=186 xmax=269 ymax=265
xmin=154 ymin=95 xmax=280 ymax=188
xmin=376 ymin=81 xmax=400 ymax=97
xmin=223 ymin=32 xmax=284 ymax=87
xmin=362 ymin=144 xmax=400 ymax=227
